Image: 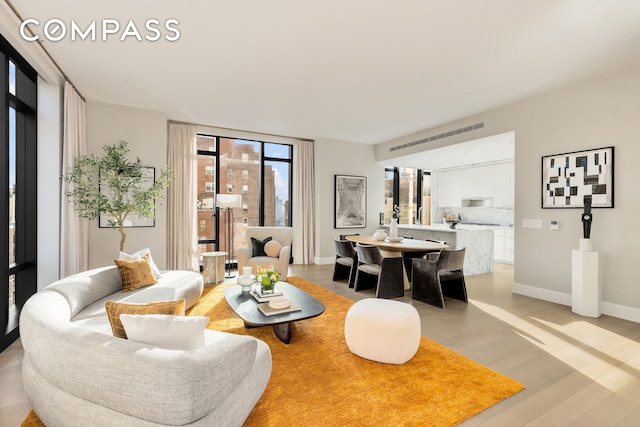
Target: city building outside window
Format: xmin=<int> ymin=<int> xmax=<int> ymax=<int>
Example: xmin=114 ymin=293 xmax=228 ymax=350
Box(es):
xmin=384 ymin=167 xmax=430 ymax=225
xmin=196 ymin=135 xmax=292 ymax=270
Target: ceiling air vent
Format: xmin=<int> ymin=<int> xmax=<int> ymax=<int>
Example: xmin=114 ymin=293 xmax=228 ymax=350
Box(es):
xmin=389 ymin=122 xmax=484 ymax=152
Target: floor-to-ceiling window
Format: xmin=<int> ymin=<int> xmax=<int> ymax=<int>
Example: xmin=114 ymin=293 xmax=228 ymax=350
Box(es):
xmin=384 ymin=166 xmax=430 ymax=225
xmin=1 ymin=35 xmax=37 ymax=352
xmin=196 ymin=134 xmax=292 ymax=268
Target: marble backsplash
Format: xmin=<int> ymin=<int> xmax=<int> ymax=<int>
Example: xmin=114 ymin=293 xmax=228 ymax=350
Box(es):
xmin=436 ymin=206 xmax=514 ymax=226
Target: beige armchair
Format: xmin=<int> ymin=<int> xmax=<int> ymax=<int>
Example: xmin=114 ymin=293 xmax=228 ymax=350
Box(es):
xmin=237 ymin=227 xmax=293 ymax=280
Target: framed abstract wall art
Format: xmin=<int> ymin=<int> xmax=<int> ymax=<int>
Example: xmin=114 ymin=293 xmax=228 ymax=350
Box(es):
xmin=334 ymin=175 xmax=366 ymax=228
xmin=541 ymin=146 xmax=614 ymax=208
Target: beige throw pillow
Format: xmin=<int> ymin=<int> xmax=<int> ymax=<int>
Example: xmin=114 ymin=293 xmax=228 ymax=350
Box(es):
xmin=118 ymin=247 xmax=162 ymax=279
xmin=264 ymin=240 xmax=282 ymax=257
xmin=105 ymin=299 xmax=186 ymax=339
xmin=114 ymin=253 xmax=158 ymax=292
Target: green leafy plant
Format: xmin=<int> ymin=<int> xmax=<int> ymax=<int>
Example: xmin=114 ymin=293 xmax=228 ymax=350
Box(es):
xmin=65 ymin=140 xmax=172 ymax=251
xmin=256 ymin=264 xmax=280 ymax=291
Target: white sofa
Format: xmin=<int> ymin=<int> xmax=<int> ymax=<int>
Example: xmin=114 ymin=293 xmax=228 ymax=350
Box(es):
xmin=20 ymin=266 xmax=272 ymax=427
xmin=237 ymin=226 xmax=293 ymax=280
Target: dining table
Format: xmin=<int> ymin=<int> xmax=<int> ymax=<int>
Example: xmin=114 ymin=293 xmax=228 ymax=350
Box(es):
xmin=346 ymin=234 xmax=449 ymax=290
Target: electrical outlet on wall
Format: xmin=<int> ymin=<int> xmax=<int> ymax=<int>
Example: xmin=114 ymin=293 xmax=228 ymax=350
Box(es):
xmin=522 ymin=219 xmax=543 ymax=229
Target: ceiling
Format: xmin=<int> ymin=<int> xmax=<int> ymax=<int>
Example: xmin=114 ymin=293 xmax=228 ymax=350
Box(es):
xmin=9 ymin=1 xmax=640 ymax=146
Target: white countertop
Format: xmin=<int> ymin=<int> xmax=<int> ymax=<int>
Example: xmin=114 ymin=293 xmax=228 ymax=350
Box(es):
xmin=382 ymin=223 xmax=513 ymax=233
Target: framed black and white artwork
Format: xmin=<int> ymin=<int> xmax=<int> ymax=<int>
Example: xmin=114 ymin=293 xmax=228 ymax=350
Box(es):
xmin=334 ymin=175 xmax=366 ymax=228
xmin=542 ymin=146 xmax=614 ymax=208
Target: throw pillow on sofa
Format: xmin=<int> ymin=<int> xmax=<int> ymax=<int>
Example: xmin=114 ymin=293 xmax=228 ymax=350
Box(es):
xmin=118 ymin=247 xmax=162 ymax=279
xmin=114 ymin=253 xmax=158 ymax=291
xmin=251 ymin=236 xmax=272 ymax=256
xmin=120 ymin=314 xmax=209 ymax=350
xmin=105 ymin=299 xmax=186 ymax=338
xmin=264 ymin=240 xmax=282 ymax=257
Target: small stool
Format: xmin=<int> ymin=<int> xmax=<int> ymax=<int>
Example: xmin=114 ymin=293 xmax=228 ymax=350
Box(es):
xmin=344 ymin=298 xmax=421 ymax=364
xmin=201 ymin=252 xmax=227 ymax=285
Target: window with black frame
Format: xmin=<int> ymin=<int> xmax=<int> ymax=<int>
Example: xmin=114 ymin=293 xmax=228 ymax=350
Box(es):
xmin=1 ymin=35 xmax=38 ymax=353
xmin=196 ymin=134 xmax=292 ymax=269
xmin=384 ymin=166 xmax=431 ymax=225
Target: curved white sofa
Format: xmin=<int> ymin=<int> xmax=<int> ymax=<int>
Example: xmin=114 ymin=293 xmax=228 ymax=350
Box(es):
xmin=20 ymin=266 xmax=272 ymax=426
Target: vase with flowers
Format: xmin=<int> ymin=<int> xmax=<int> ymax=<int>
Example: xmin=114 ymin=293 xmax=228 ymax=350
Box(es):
xmin=256 ymin=265 xmax=280 ymax=294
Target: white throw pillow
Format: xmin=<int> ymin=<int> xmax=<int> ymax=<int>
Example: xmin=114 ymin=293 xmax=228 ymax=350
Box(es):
xmin=119 ymin=247 xmax=162 ymax=279
xmin=120 ymin=314 xmax=209 ymax=350
xmin=264 ymin=240 xmax=282 ymax=258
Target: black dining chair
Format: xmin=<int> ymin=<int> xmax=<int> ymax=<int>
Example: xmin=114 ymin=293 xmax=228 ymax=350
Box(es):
xmin=411 ymin=248 xmax=467 ymax=308
xmin=353 ymin=243 xmax=404 ymax=299
xmin=333 ymin=239 xmax=357 ymax=287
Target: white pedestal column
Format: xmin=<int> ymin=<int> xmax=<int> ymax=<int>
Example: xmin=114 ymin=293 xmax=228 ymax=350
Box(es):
xmin=571 ymin=249 xmax=600 ymax=317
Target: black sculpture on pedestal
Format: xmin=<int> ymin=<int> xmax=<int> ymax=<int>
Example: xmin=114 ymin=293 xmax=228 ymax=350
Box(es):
xmin=582 ymin=195 xmax=593 ymax=239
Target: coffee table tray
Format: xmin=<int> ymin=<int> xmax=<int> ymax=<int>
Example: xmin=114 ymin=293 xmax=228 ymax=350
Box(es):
xmin=257 ymin=300 xmax=302 ymax=316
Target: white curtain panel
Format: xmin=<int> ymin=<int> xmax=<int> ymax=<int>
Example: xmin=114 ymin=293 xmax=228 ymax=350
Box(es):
xmin=60 ymin=81 xmax=88 ymax=276
xmin=167 ymin=123 xmax=198 ymax=271
xmin=293 ymin=139 xmax=315 ymax=264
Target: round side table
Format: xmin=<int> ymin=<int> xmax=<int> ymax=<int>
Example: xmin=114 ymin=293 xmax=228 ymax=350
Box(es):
xmin=201 ymin=252 xmax=227 ymax=285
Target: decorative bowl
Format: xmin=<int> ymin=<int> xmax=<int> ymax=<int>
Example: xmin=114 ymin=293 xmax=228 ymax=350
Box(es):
xmin=373 ymin=230 xmax=387 ymax=241
xmin=268 ymin=296 xmax=291 ymax=309
xmin=385 ymin=236 xmax=404 ymax=242
xmin=237 ymin=276 xmax=255 ymax=292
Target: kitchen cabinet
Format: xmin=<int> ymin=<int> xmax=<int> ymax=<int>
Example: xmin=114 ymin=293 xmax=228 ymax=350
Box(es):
xmin=437 ymin=161 xmax=513 ymax=208
xmin=493 ymin=162 xmax=514 ymax=207
xmin=476 ymin=165 xmax=494 ymax=197
xmin=456 ymin=164 xmax=496 ymax=199
xmin=494 ymin=227 xmax=514 ymax=264
xmin=461 ymin=168 xmax=477 ymax=198
xmin=437 ymin=170 xmax=462 ymax=208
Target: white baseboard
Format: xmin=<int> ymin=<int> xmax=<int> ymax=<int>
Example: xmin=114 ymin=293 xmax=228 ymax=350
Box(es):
xmin=512 ymin=282 xmax=571 ymax=306
xmin=513 ymin=282 xmax=640 ymax=323
xmin=314 ymin=256 xmax=335 ymax=265
xmin=600 ymin=302 xmax=640 ymax=323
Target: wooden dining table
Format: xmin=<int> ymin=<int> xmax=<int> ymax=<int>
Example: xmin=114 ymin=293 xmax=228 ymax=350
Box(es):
xmin=346 ymin=235 xmax=448 ymax=290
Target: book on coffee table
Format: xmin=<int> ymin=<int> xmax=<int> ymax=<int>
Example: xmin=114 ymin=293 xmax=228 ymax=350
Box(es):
xmin=250 ymin=285 xmax=283 ymax=302
xmin=257 ymin=300 xmax=302 ymax=316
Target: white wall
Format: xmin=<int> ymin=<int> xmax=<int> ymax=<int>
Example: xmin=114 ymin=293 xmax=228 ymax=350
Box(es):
xmin=313 ymin=138 xmax=385 ymax=264
xmin=36 ymin=79 xmax=62 ymax=289
xmin=85 ymin=102 xmax=168 ymax=269
xmin=376 ymin=62 xmax=640 ymax=321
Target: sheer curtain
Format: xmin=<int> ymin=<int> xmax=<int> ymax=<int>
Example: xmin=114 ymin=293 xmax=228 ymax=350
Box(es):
xmin=166 ymin=122 xmax=198 ymax=271
xmin=292 ymin=139 xmax=315 ymax=264
xmin=60 ymin=81 xmax=88 ymax=276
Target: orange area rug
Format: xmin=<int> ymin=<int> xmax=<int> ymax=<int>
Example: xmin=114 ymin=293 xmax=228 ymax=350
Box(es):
xmin=23 ymin=276 xmax=523 ymax=426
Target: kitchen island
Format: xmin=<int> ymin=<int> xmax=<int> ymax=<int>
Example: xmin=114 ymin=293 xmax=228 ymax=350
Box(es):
xmin=381 ymin=224 xmax=494 ymax=275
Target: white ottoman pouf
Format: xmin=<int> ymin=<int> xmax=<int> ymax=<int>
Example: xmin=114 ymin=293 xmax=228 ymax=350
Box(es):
xmin=344 ymin=298 xmax=421 ymax=364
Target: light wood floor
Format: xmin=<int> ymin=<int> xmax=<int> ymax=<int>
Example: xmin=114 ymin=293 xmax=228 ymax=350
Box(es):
xmin=2 ymin=263 xmax=640 ymax=426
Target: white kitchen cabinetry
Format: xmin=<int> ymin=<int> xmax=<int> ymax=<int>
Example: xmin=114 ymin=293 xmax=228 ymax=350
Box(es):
xmin=438 ymin=161 xmax=513 ymax=208
xmin=461 ymin=166 xmax=493 ymax=198
xmin=476 ymin=165 xmax=494 ymax=198
xmin=494 ymin=227 xmax=514 ymax=264
xmin=461 ymin=168 xmax=477 ymax=198
xmin=437 ymin=170 xmax=462 ymax=208
xmin=493 ymin=162 xmax=514 ymax=207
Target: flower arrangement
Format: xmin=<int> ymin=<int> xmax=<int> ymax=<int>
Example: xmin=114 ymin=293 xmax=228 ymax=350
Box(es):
xmin=392 ymin=204 xmax=401 ymax=220
xmin=256 ymin=265 xmax=280 ymax=292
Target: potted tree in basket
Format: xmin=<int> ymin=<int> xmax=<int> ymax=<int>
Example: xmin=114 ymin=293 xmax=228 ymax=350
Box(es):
xmin=65 ymin=140 xmax=172 ymax=251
